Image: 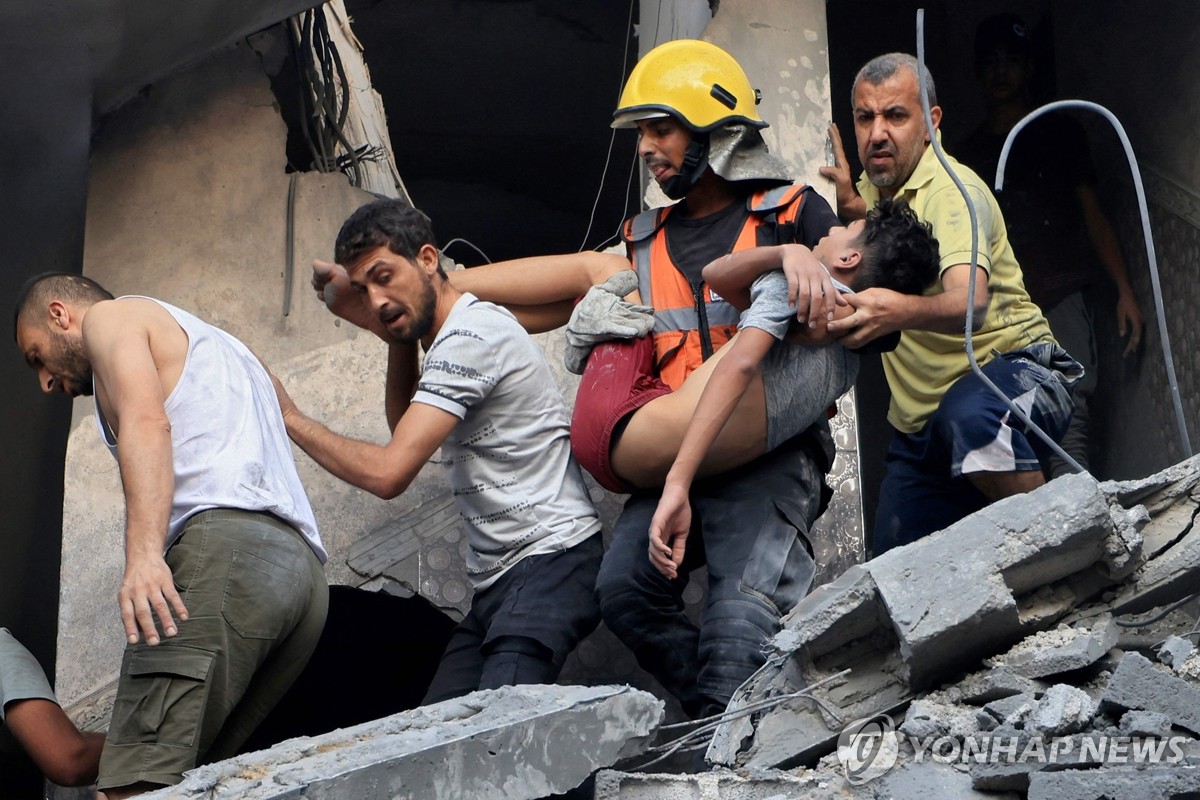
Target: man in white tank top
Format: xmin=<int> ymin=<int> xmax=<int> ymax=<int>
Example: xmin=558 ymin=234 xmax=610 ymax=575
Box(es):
xmin=13 ymin=273 xmax=328 ymax=797
xmin=270 ymin=198 xmax=603 ymax=704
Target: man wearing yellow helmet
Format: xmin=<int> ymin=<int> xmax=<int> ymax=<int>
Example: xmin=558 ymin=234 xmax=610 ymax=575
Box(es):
xmin=588 ymin=39 xmax=844 ymax=724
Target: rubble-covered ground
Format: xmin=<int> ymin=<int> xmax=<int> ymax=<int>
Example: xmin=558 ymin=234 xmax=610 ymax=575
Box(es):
xmin=48 ymin=457 xmax=1200 ymax=799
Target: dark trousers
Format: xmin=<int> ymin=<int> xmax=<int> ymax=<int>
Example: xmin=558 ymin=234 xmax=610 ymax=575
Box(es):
xmin=423 ymin=534 xmax=603 ymax=704
xmin=874 ymin=344 xmax=1078 ymax=555
xmin=595 ymin=430 xmax=829 ymax=718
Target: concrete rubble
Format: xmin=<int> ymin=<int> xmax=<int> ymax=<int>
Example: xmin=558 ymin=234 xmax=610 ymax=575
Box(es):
xmin=668 ymin=458 xmax=1200 ymax=797
xmin=138 ymin=684 xmax=662 ymax=799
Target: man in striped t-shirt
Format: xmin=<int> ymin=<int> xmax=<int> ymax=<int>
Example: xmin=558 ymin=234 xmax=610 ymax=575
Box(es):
xmin=273 ymin=198 xmax=603 ymax=703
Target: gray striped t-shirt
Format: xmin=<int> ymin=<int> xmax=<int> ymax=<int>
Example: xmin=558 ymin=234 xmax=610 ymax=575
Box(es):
xmin=413 ymin=293 xmax=601 ymax=590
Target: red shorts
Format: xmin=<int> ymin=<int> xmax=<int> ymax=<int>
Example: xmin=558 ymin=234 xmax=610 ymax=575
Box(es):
xmin=570 ymin=336 xmax=673 ymax=493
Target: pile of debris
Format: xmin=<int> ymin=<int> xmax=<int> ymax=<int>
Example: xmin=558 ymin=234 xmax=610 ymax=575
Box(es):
xmin=639 ymin=457 xmax=1200 ymax=798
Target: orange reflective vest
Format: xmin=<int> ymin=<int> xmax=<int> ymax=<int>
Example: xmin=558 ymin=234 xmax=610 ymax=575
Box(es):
xmin=624 ymin=183 xmax=812 ymax=390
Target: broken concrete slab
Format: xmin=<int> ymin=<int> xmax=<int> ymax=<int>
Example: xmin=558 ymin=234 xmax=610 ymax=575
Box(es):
xmin=987 ymin=614 xmax=1118 ymax=679
xmin=1028 ymin=766 xmax=1200 ymax=799
xmin=1104 ymin=458 xmax=1200 ymax=616
xmin=140 ymin=684 xmax=663 ymax=799
xmin=868 ymin=756 xmax=1024 ymax=799
xmin=707 ymin=564 xmax=908 ymax=770
xmin=900 ymin=697 xmax=984 ymax=740
xmin=978 ymin=694 xmax=1037 ymax=731
xmin=710 ymin=472 xmax=1139 ymax=769
xmin=967 ymin=731 xmax=1041 ymax=792
xmin=1101 ymin=651 xmax=1200 ymax=735
xmin=1112 ymin=514 xmax=1200 ymax=616
xmin=875 ymin=474 xmax=1132 ymax=685
xmin=1174 ymin=649 xmax=1200 ymax=683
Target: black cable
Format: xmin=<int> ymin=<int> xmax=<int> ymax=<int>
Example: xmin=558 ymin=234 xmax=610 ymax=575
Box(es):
xmin=1114 ymin=591 xmax=1200 ymax=628
xmin=288 ymin=9 xmax=364 ymax=188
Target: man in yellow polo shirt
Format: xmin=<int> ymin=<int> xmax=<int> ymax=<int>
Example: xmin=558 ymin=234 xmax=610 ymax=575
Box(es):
xmin=817 ymin=53 xmax=1081 ymax=553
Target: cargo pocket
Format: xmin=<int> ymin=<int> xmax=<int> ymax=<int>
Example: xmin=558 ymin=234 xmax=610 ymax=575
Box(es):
xmin=221 ymin=549 xmax=302 ymax=640
xmin=108 ymin=647 xmax=214 ymax=748
xmin=738 ymin=498 xmax=816 ymax=616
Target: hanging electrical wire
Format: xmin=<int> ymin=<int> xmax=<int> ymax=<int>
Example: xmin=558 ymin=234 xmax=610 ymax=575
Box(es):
xmin=287 ymin=8 xmax=370 ymax=188
xmin=576 ymin=0 xmax=639 ymax=252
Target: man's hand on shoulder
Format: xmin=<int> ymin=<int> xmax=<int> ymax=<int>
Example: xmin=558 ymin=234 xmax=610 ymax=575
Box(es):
xmin=262 ymin=362 xmax=302 ymax=429
xmin=825 ymin=288 xmax=910 ymax=349
xmin=119 ymin=553 xmax=188 ymax=646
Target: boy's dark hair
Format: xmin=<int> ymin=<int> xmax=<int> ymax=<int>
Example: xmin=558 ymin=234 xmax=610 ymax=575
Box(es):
xmin=854 ymin=198 xmax=940 ymax=295
xmin=334 ymin=198 xmax=446 ymax=278
xmin=13 ymin=272 xmax=115 ymax=341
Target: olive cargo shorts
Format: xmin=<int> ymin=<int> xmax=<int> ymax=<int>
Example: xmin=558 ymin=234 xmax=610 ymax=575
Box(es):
xmin=97 ymin=509 xmax=328 ymax=791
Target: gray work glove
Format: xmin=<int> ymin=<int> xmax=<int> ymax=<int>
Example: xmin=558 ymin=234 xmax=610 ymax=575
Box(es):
xmin=564 ymin=271 xmax=655 ymax=374
xmin=0 ymin=627 xmax=57 ymax=720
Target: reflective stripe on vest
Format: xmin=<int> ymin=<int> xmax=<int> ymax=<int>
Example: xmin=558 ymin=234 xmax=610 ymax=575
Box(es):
xmin=624 ymin=183 xmax=809 ymax=390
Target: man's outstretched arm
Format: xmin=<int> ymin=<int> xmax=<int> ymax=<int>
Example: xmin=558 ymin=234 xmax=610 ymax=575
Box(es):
xmin=1 ymin=628 xmax=104 ymax=787
xmin=273 ymin=373 xmax=457 ymax=500
xmin=448 ymin=251 xmax=633 ymax=329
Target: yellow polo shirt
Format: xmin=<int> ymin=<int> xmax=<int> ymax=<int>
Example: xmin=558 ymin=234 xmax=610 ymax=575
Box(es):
xmin=858 ymin=139 xmax=1054 ymax=434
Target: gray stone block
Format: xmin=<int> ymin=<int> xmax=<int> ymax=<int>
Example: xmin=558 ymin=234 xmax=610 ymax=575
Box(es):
xmin=1102 ymin=651 xmax=1200 ymax=735
xmin=869 ymin=473 xmax=1120 ymax=689
xmin=978 ymin=693 xmax=1037 ymax=731
xmin=1158 ymin=635 xmax=1196 ymax=669
xmin=139 ymin=684 xmax=664 ymax=799
xmin=990 ymin=614 xmax=1118 ymax=679
xmin=1028 ymin=766 xmax=1200 ymax=799
xmin=968 ymin=732 xmax=1040 ymax=792
xmin=1119 ymin=710 xmax=1174 ymax=738
xmin=876 ymin=757 xmax=1022 ymax=799
xmin=955 ymin=668 xmax=1043 ymax=705
xmin=1030 ymin=684 xmax=1094 ymax=736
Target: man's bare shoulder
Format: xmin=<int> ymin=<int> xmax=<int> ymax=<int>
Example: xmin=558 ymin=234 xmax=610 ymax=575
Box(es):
xmin=82 ymin=297 xmax=188 ymax=367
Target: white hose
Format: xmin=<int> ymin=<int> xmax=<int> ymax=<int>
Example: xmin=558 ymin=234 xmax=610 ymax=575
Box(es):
xmin=997 ymin=100 xmax=1192 ymax=458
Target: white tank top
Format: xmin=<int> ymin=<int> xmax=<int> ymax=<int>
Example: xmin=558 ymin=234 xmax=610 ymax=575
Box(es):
xmin=94 ymin=298 xmax=326 ymax=562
